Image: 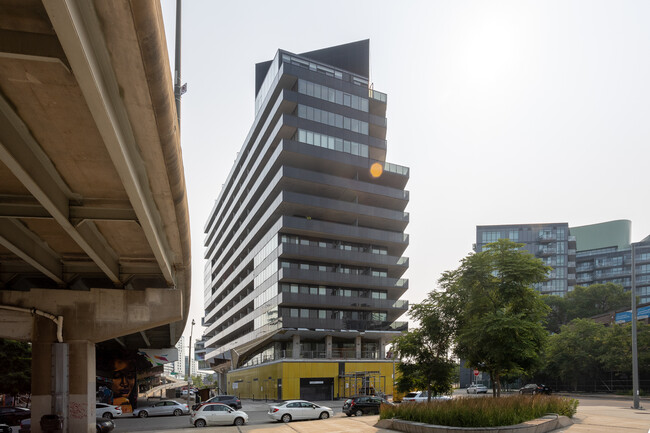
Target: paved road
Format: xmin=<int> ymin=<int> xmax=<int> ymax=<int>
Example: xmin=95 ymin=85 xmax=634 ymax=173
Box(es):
xmin=112 ymin=394 xmax=650 ymax=433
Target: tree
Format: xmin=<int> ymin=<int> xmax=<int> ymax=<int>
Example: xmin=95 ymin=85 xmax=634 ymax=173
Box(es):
xmin=565 ymin=283 xmax=630 ymax=320
xmin=439 ymin=239 xmax=550 ymax=397
xmin=393 ymin=292 xmax=456 ymax=401
xmin=0 ymin=339 xmax=31 ymax=397
xmin=543 ymin=283 xmax=630 ymax=333
xmin=544 ymin=318 xmax=608 ymax=390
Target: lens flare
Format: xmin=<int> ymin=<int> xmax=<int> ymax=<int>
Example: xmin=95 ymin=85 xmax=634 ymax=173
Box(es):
xmin=370 ymin=162 xmax=383 ymax=178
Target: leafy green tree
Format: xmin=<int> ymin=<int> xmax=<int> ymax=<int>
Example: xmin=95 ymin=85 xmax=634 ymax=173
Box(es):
xmin=0 ymin=339 xmax=31 ymax=397
xmin=565 ymin=283 xmax=630 ymax=320
xmin=542 ymin=295 xmax=568 ymax=334
xmin=439 ymin=239 xmax=550 ymax=397
xmin=544 ymin=318 xmax=607 ymax=390
xmin=543 ymin=283 xmax=630 ymax=333
xmin=394 ymin=293 xmax=456 ymax=401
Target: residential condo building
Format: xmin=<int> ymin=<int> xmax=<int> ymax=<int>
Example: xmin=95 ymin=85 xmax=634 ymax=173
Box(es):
xmin=475 ymin=220 xmax=650 ymax=302
xmin=202 ymin=40 xmax=409 ymax=400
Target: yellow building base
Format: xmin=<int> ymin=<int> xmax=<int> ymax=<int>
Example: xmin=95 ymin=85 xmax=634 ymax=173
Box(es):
xmin=226 ymin=360 xmax=395 ymax=401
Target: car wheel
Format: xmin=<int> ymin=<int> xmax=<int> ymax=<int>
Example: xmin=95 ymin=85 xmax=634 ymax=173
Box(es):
xmin=173 ymin=409 xmax=182 ymax=416
xmin=355 ymin=409 xmax=363 ymax=417
xmin=346 ymin=413 xmax=352 ymax=417
xmin=138 ymin=410 xmax=148 ymax=418
xmin=194 ymin=419 xmax=206 ymax=428
xmin=234 ymin=417 xmax=245 ymax=426
xmin=281 ymin=414 xmax=292 ymax=423
xmin=102 ymin=412 xmax=112 ymax=419
xmin=319 ymin=411 xmax=330 ymax=419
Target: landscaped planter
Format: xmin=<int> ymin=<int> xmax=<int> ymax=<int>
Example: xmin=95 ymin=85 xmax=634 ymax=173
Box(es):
xmin=376 ymin=414 xmax=573 ymax=433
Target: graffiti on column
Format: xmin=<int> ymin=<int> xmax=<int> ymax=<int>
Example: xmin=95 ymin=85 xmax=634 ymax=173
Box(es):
xmin=69 ymin=402 xmax=87 ymax=419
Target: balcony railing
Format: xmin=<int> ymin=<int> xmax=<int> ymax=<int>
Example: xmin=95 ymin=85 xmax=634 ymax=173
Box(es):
xmin=369 ymin=88 xmax=387 ymax=103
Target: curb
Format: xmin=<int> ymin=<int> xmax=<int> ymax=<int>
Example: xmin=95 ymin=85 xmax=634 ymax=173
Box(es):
xmin=376 ymin=414 xmax=573 ymax=433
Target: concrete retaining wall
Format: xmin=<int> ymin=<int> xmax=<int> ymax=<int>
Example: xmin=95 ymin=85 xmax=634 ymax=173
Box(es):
xmin=375 ymin=414 xmax=573 ymax=433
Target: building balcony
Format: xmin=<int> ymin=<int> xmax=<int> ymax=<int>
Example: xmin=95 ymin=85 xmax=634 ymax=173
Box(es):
xmin=537 ymin=248 xmax=556 ymax=257
xmin=279 ymin=267 xmax=408 ymax=293
xmin=280 ymin=315 xmax=407 ymax=332
xmin=278 ymin=243 xmax=408 ymax=277
xmin=538 ymin=234 xmax=557 ymax=243
xmin=277 ymin=292 xmax=408 ymax=316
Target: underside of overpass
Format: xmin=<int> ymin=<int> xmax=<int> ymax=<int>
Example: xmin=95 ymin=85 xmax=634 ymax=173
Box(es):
xmin=0 ymin=0 xmax=191 ymax=431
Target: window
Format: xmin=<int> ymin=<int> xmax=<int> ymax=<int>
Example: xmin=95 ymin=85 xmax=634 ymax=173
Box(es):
xmin=482 ymin=231 xmax=501 ymax=243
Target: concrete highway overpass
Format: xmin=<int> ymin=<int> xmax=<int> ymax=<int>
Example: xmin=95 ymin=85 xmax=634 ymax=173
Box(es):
xmin=0 ymin=0 xmax=191 ymax=431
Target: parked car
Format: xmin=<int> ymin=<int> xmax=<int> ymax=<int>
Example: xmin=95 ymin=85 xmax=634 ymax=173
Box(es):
xmin=16 ymin=417 xmax=114 ymax=433
xmin=402 ymin=390 xmax=452 ymax=402
xmin=519 ymin=383 xmax=552 ymax=395
xmin=19 ymin=418 xmax=30 ymax=433
xmin=96 ymin=417 xmax=116 ymax=433
xmin=201 ymin=395 xmax=242 ymax=409
xmin=190 ymin=403 xmax=248 ymax=427
xmin=466 ymin=384 xmax=489 ymax=394
xmin=96 ymin=403 xmax=122 ymax=419
xmin=132 ymin=400 xmax=190 ymax=418
xmin=0 ymin=407 xmax=30 ymax=425
xmin=267 ymin=400 xmax=333 ymax=423
xmin=0 ymin=423 xmax=12 ymax=433
xmin=342 ymin=396 xmax=394 ymax=416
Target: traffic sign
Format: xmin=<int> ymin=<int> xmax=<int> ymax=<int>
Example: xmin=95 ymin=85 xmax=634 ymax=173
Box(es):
xmin=473 ymin=369 xmax=479 ymax=376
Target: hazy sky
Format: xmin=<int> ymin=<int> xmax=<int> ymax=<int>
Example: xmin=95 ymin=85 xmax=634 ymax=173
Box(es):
xmin=159 ymin=0 xmax=650 ymax=341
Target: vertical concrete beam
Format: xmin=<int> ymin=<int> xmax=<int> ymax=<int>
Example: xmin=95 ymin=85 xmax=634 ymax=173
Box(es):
xmin=67 ymin=340 xmax=96 ymax=433
xmin=31 ymin=316 xmax=56 ymax=433
xmin=292 ymin=335 xmax=300 ymax=359
xmin=355 ymin=336 xmax=362 ymax=359
xmin=325 ymin=335 xmax=332 ymax=358
xmin=379 ymin=338 xmax=387 ymax=360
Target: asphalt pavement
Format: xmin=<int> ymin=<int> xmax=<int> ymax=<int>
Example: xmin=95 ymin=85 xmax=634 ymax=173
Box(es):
xmin=110 ymin=393 xmax=650 ymax=433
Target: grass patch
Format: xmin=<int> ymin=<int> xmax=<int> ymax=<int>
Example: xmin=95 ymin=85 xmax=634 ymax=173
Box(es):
xmin=380 ymin=395 xmax=579 ymax=428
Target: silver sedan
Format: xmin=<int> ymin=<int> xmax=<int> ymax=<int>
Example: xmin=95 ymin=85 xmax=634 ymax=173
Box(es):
xmin=132 ymin=400 xmax=190 ymax=418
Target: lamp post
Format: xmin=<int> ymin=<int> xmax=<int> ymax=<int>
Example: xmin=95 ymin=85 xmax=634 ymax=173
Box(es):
xmin=187 ymin=319 xmax=195 ymax=411
xmin=631 ymin=244 xmax=641 ymax=409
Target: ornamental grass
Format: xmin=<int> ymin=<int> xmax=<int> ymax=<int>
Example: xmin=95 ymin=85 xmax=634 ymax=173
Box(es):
xmin=380 ymin=395 xmax=579 ymax=428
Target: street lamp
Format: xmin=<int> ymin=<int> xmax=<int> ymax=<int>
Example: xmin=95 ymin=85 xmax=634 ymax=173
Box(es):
xmin=187 ymin=319 xmax=195 ymax=411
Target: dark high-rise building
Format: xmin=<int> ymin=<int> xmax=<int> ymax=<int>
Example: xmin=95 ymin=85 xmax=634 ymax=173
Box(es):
xmin=475 ymin=220 xmax=650 ymax=301
xmin=475 ymin=223 xmax=576 ymax=296
xmin=202 ymin=40 xmax=409 ymax=400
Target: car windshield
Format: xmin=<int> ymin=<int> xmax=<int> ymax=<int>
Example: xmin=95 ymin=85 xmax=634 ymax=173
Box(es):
xmin=344 ymin=399 xmax=352 ymax=404
xmin=404 ymin=392 xmax=418 ymax=398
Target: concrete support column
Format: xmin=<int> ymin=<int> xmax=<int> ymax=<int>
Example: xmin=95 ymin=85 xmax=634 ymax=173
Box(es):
xmin=31 ymin=317 xmax=96 ymax=433
xmin=31 ymin=316 xmax=57 ymax=433
xmin=292 ymin=335 xmax=300 ymax=359
xmin=67 ymin=340 xmax=96 ymax=433
xmin=355 ymin=336 xmax=362 ymax=359
xmin=325 ymin=335 xmax=332 ymax=358
xmin=379 ymin=338 xmax=387 ymax=360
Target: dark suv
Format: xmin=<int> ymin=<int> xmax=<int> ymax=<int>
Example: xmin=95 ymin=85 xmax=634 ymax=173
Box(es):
xmin=202 ymin=395 xmax=242 ymax=409
xmin=342 ymin=396 xmax=393 ymax=416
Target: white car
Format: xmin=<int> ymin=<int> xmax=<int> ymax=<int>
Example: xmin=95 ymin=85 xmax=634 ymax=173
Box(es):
xmin=402 ymin=391 xmax=451 ymax=402
xmin=268 ymin=400 xmax=334 ymax=423
xmin=190 ymin=403 xmax=248 ymax=427
xmin=96 ymin=402 xmax=122 ymax=419
xmin=466 ymin=384 xmax=488 ymax=394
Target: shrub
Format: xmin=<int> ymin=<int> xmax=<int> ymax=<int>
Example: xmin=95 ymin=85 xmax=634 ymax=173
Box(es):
xmin=380 ymin=395 xmax=579 ymax=428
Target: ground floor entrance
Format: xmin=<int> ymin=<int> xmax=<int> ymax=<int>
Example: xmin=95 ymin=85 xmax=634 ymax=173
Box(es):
xmin=225 ymin=360 xmax=394 ymax=401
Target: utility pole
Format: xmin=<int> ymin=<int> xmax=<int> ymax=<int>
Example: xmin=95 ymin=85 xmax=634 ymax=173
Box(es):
xmin=186 ymin=319 xmax=195 ymax=411
xmin=631 ymin=243 xmax=642 ymax=409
